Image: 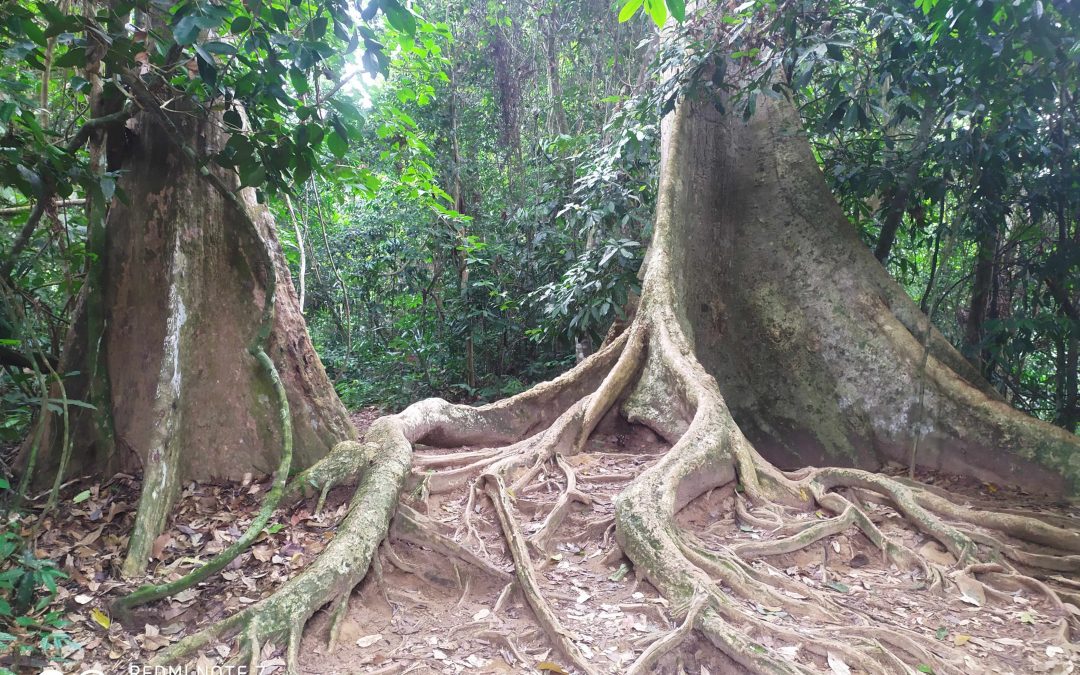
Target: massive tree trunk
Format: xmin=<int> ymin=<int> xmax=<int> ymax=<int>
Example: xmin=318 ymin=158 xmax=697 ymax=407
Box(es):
xmin=672 ymin=96 xmax=1078 ymax=492
xmin=23 ymin=104 xmax=355 ymax=575
xmin=153 ymin=82 xmax=1080 ymax=674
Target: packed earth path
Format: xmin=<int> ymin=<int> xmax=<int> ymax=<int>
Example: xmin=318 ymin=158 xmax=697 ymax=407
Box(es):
xmin=31 ymin=408 xmax=1080 ymax=674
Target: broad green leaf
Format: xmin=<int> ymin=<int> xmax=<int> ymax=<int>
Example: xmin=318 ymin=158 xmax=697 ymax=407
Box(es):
xmin=644 ymin=0 xmax=667 ymax=26
xmin=327 ymin=130 xmax=348 ymax=158
xmin=173 ymin=15 xmax=199 ymax=46
xmin=382 ymin=0 xmax=416 ymax=35
xmin=618 ymin=0 xmax=643 ymax=22
xmin=201 ymin=40 xmax=237 ymax=56
xmin=665 ymin=0 xmax=686 ymax=22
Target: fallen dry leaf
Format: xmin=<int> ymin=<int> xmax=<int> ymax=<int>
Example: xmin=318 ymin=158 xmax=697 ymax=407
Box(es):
xmin=253 ymin=545 xmax=273 ymax=562
xmin=151 ymin=533 xmax=172 ymax=560
xmin=827 ymin=651 xmax=851 ymax=675
xmin=954 ymin=574 xmax=985 ymax=607
xmin=172 ymin=588 xmax=198 ymax=603
xmin=356 ymin=634 xmax=381 ymax=648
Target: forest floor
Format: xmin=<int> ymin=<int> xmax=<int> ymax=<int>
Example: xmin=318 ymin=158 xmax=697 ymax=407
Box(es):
xmin=14 ymin=408 xmax=1080 ymax=674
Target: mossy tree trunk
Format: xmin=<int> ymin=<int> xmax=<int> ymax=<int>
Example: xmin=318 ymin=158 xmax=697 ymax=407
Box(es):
xmin=23 ymin=104 xmax=355 ymax=577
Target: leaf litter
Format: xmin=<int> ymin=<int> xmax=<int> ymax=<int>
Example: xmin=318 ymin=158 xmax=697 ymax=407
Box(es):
xmin=11 ymin=412 xmax=1080 ymax=674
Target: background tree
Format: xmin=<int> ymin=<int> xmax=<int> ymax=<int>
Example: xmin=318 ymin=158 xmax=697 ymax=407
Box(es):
xmin=0 ymin=0 xmax=427 ymax=577
xmin=282 ymin=0 xmax=658 ymax=407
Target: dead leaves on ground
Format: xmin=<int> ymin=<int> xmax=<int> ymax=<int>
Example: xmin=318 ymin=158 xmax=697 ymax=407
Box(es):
xmin=17 ymin=472 xmax=353 ymax=673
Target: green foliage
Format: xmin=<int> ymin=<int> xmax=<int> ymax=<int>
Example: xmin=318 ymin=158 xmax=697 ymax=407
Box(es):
xmin=0 ymin=0 xmax=428 ymax=279
xmin=527 ymin=236 xmax=642 ymax=343
xmin=0 ymin=517 xmax=78 ymax=667
xmin=618 ymin=0 xmax=686 ymax=26
xmin=0 ymin=371 xmax=35 ymax=443
xmin=293 ymin=0 xmax=657 ymax=407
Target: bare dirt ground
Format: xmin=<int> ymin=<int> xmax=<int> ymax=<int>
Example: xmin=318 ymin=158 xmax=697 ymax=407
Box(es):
xmin=13 ymin=408 xmax=1080 ymax=674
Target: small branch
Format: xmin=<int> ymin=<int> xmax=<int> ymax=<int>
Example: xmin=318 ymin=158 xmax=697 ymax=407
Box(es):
xmin=0 ymin=199 xmax=85 ymax=216
xmin=0 ymin=345 xmax=59 ymax=371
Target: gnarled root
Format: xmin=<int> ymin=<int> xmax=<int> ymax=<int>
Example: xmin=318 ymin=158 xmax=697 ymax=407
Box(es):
xmin=149 ymin=416 xmax=412 ymax=671
xmin=606 ymin=281 xmax=1076 ymax=672
xmin=146 ymin=338 xmax=624 ymax=671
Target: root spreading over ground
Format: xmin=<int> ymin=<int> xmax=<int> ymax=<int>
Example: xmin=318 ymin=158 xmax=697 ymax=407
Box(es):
xmin=87 ymin=97 xmax=1079 ymax=675
xmin=133 ymin=244 xmax=1080 ymax=673
xmin=128 ymin=307 xmax=1079 ymax=674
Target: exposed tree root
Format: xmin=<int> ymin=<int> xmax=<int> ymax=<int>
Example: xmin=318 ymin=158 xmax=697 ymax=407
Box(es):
xmin=391 ymin=503 xmax=512 ymax=582
xmin=484 ymin=471 xmax=600 ymax=675
xmin=150 ymin=289 xmax=1079 ymax=674
xmin=149 ymin=414 xmax=413 ymax=671
xmin=626 ymin=592 xmax=707 ymax=675
xmin=530 ymin=454 xmax=592 ymax=552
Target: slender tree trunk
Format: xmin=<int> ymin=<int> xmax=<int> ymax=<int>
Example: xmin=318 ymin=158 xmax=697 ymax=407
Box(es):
xmin=284 ymin=194 xmax=307 ymax=312
xmin=311 ymin=179 xmax=352 ymax=352
xmin=540 ymin=7 xmax=569 ymax=136
xmin=447 ymin=46 xmax=475 ymax=389
xmin=964 ymin=217 xmax=999 ymax=371
xmin=874 ymin=103 xmax=937 ymax=263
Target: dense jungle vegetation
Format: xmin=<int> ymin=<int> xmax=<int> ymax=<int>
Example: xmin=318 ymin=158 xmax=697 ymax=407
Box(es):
xmin=0 ymin=0 xmax=1077 ymax=670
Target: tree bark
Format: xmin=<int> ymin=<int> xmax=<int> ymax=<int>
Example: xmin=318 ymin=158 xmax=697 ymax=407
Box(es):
xmin=665 ymin=92 xmax=1079 ymax=492
xmin=20 ymin=104 xmax=355 ymax=573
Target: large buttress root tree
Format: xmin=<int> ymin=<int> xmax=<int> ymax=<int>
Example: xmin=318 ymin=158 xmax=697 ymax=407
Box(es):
xmin=22 ymin=102 xmax=356 ymax=577
xmin=156 ymin=87 xmax=1080 ymax=673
